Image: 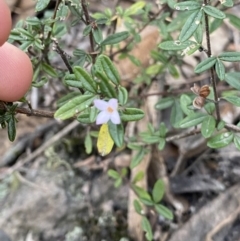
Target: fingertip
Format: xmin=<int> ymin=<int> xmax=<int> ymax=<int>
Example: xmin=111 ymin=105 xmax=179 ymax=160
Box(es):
xmin=0 ymin=0 xmax=12 ymax=46
xmin=0 ymin=42 xmax=33 ymax=102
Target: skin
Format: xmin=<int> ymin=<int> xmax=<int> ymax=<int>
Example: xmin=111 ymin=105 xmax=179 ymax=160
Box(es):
xmin=0 ymin=0 xmax=33 ymax=102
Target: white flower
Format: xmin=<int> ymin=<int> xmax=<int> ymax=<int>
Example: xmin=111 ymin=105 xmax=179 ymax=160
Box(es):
xmin=94 ymin=98 xmax=121 ymax=125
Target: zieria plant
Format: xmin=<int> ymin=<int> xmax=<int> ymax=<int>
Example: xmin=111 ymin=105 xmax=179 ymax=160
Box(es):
xmin=158 ymin=0 xmax=240 ymax=150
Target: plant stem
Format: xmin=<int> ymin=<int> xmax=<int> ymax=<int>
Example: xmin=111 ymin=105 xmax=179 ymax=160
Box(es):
xmin=81 ymin=0 xmax=95 ymax=56
xmin=204 ymin=0 xmax=221 ymax=122
xmin=0 ymin=103 xmax=54 ymax=118
xmin=52 ymin=39 xmax=73 ymax=73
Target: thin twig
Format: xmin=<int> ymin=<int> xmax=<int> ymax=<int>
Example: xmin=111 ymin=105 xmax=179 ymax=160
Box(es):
xmin=81 ymin=0 xmax=95 ymax=54
xmin=52 ymin=38 xmax=73 ymax=74
xmin=46 ymin=0 xmax=62 ymax=41
xmin=166 ymin=129 xmax=201 ymax=142
xmin=0 ymin=102 xmax=54 ymax=118
xmin=204 ymin=0 xmax=221 ymax=122
xmin=225 ymin=123 xmax=240 ymax=132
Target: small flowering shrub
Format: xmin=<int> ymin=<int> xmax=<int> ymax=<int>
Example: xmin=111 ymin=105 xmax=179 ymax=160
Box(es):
xmin=1 ymin=0 xmax=240 ymax=240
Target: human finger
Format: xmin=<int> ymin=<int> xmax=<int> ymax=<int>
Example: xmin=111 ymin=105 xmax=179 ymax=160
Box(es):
xmin=0 ymin=0 xmax=12 ymax=46
xmin=0 ymin=42 xmax=33 ymax=102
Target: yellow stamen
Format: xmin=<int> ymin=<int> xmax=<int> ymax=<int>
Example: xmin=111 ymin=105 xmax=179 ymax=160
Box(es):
xmin=107 ymin=106 xmax=114 ymax=113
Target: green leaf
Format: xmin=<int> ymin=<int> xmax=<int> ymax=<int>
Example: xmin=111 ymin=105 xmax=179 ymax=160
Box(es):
xmin=155 ymin=97 xmax=174 ymax=110
xmin=204 ymin=102 xmax=215 ymax=115
xmin=84 ymin=132 xmax=92 ymax=154
xmin=195 ymin=57 xmax=217 ymax=73
xmin=210 ymin=18 xmax=223 ymax=33
xmin=132 ymin=184 xmax=153 ymax=205
xmin=118 ymin=86 xmax=128 ymax=105
xmin=101 ymin=31 xmax=129 ymax=46
xmin=92 ymin=27 xmax=103 ymax=44
xmin=179 ymin=112 xmax=207 ymax=128
xmin=171 ymin=100 xmax=184 ymax=128
xmin=83 ymin=25 xmax=92 ymax=36
xmin=120 ymin=108 xmax=145 ymax=122
xmin=127 ymin=143 xmax=141 ymax=150
xmin=114 ymin=178 xmax=122 ymax=188
xmin=96 ymin=18 xmax=108 ymax=24
xmin=7 ymin=116 xmax=16 ymax=142
xmin=180 ymin=94 xmax=194 ymax=115
xmin=218 ymin=52 xmax=240 ymax=62
xmin=32 ymin=76 xmax=48 ymax=88
xmin=179 ymin=9 xmax=203 ymax=42
xmin=152 ymin=179 xmax=165 ymax=203
xmin=77 ymin=112 xmax=92 ymax=124
xmin=54 ymin=94 xmax=95 ymax=120
xmin=68 ymin=5 xmax=82 ymax=18
xmin=97 ymin=55 xmax=120 ymax=85
xmin=142 ymin=217 xmax=153 ymax=241
xmin=73 ymin=66 xmax=97 ymax=93
xmin=15 ymin=28 xmax=32 ymax=39
xmin=159 ymin=40 xmax=197 ymax=51
xmin=127 ymin=54 xmax=141 ymax=66
xmin=141 ymin=135 xmax=160 ymax=144
xmin=174 ymin=1 xmax=201 ymax=11
xmin=146 ymin=64 xmax=162 ymax=75
xmin=223 ymin=96 xmax=240 ymax=107
xmin=124 ymin=1 xmax=146 ymax=16
xmin=215 ymin=59 xmax=225 ymax=80
xmin=207 ymin=132 xmax=233 ymax=148
xmin=64 ymin=74 xmax=82 ymax=88
xmin=96 ymin=72 xmax=117 ymax=98
xmin=222 ymin=0 xmax=233 ymax=7
xmin=194 ymin=22 xmax=203 ymax=43
xmin=56 ymin=3 xmax=68 ymax=20
xmin=34 ymin=39 xmax=44 ymax=50
xmin=234 ymin=135 xmax=240 ymax=151
xmin=89 ymin=106 xmax=98 ymax=122
xmin=201 ymin=116 xmax=216 ymax=138
xmin=130 ymin=149 xmax=145 ymax=169
xmin=133 ymin=199 xmax=143 ymax=215
xmin=57 ymin=92 xmax=80 ymax=108
xmin=159 ymin=122 xmax=168 ymax=137
xmin=42 ymin=62 xmax=57 ymax=77
xmin=217 ymin=120 xmax=225 ymax=131
xmin=168 ymin=64 xmax=179 ymax=78
xmin=26 ymin=16 xmax=41 ymax=25
xmin=108 ymin=122 xmax=124 ymax=147
xmin=203 ymin=6 xmax=226 ymax=19
xmin=108 ymin=169 xmax=120 ymax=179
xmin=225 ymin=72 xmax=240 ymax=90
xmin=52 ymin=22 xmax=67 ymax=37
xmin=158 ymin=138 xmax=166 ymax=150
xmin=36 ymin=0 xmax=51 ymax=12
xmin=226 ymin=13 xmax=240 ymax=30
xmin=133 ymin=171 xmax=145 ymax=184
xmin=167 ymin=11 xmax=193 ymax=32
xmin=121 ymin=167 xmax=127 ymax=177
xmin=155 ymin=204 xmax=173 ymax=220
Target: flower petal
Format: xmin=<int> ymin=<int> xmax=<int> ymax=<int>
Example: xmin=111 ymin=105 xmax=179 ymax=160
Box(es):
xmin=96 ymin=111 xmax=111 ymax=125
xmin=108 ymin=98 xmax=118 ymax=110
xmin=94 ymin=99 xmax=108 ymax=111
xmin=110 ymin=110 xmax=121 ymax=124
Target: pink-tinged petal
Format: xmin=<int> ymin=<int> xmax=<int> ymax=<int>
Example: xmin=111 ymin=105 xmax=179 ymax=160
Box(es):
xmin=108 ymin=98 xmax=118 ymax=110
xmin=94 ymin=99 xmax=108 ymax=111
xmin=96 ymin=111 xmax=111 ymax=125
xmin=110 ymin=110 xmax=121 ymax=124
